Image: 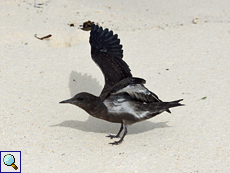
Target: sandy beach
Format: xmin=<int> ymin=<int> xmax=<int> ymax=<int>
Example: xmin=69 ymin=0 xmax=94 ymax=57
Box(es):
xmin=1 ymin=0 xmax=230 ymax=172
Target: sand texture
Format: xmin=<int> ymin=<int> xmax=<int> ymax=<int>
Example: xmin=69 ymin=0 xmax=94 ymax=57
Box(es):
xmin=1 ymin=0 xmax=230 ymax=172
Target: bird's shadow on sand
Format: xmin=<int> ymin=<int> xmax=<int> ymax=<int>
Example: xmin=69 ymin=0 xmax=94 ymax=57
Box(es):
xmin=68 ymin=70 xmax=102 ymax=97
xmin=56 ymin=71 xmax=170 ymax=135
xmin=53 ymin=118 xmax=170 ymax=135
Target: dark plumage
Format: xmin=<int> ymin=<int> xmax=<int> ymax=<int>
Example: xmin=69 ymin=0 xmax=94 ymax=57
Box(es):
xmin=60 ymin=24 xmax=184 ymax=145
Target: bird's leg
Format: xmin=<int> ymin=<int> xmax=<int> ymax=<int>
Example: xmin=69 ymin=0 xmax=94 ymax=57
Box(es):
xmin=106 ymin=123 xmax=123 ymax=139
xmin=109 ymin=125 xmax=127 ymax=145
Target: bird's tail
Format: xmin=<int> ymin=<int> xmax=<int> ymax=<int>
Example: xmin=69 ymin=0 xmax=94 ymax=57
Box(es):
xmin=166 ymin=99 xmax=184 ymax=109
xmin=160 ymin=98 xmax=184 ymax=114
xmin=150 ymin=99 xmax=184 ymax=113
xmin=138 ymin=99 xmax=184 ymax=122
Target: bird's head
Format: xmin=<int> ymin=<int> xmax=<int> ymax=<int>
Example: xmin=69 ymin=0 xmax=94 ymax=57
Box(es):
xmin=59 ymin=92 xmax=101 ymax=111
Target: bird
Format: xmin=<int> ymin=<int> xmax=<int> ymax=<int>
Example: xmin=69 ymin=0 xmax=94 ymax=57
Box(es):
xmin=60 ymin=24 xmax=184 ymax=145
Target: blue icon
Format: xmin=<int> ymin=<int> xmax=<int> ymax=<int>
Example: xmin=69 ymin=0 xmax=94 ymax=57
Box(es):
xmin=1 ymin=151 xmax=21 ymax=173
xmin=3 ymin=154 xmax=18 ymax=170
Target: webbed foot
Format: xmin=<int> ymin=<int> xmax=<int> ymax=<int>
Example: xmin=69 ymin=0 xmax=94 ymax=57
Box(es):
xmin=106 ymin=134 xmax=120 ymax=139
xmin=109 ymin=139 xmax=123 ymax=145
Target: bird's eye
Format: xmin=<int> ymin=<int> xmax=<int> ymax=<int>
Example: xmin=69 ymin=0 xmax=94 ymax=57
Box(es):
xmin=77 ymin=97 xmax=83 ymax=101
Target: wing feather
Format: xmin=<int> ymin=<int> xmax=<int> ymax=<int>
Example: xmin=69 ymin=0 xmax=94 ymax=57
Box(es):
xmin=110 ymin=77 xmax=171 ymax=113
xmin=89 ymin=24 xmax=132 ymax=98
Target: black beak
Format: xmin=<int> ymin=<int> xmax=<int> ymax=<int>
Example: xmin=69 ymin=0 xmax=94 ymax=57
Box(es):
xmin=59 ymin=99 xmax=72 ymax=104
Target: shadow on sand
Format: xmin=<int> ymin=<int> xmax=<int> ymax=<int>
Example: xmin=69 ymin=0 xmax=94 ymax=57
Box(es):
xmin=52 ymin=118 xmax=170 ymax=135
xmin=68 ymin=70 xmax=102 ymax=97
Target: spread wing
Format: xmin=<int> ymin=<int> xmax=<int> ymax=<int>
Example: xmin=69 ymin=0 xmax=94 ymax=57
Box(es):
xmin=110 ymin=77 xmax=171 ymax=113
xmin=89 ymin=24 xmax=132 ymax=98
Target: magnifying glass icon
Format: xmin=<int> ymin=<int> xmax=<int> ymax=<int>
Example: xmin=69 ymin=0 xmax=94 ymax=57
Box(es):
xmin=3 ymin=154 xmax=18 ymax=170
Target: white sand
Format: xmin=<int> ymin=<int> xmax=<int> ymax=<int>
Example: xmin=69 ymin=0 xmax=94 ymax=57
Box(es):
xmin=1 ymin=0 xmax=230 ymax=172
